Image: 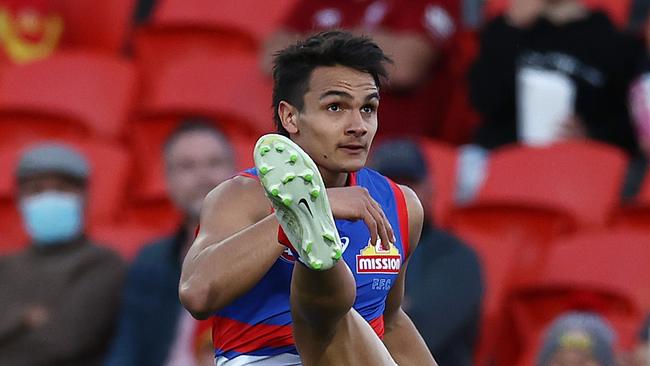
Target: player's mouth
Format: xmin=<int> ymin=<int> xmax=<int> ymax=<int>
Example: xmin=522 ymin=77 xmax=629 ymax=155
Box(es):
xmin=338 ymin=143 xmax=367 ymax=154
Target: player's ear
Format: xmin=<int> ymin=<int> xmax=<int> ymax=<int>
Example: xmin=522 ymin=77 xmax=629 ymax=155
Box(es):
xmin=278 ymin=101 xmax=299 ymax=134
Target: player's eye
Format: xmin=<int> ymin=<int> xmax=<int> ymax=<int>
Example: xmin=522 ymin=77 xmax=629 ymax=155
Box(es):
xmin=327 ymin=103 xmax=341 ymax=112
xmin=361 ymin=105 xmax=376 ymax=114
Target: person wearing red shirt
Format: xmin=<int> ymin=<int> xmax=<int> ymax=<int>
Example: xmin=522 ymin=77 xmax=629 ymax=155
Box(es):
xmin=262 ymin=0 xmax=460 ymax=139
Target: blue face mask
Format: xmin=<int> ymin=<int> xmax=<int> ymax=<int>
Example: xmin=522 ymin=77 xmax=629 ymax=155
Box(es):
xmin=20 ymin=191 xmax=84 ymax=245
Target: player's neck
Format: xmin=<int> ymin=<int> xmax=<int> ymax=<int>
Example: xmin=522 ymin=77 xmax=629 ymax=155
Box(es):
xmin=319 ymin=168 xmax=349 ymax=188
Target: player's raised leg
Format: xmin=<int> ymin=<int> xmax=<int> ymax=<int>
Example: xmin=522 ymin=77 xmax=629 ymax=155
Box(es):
xmin=255 ymin=133 xmax=396 ymax=366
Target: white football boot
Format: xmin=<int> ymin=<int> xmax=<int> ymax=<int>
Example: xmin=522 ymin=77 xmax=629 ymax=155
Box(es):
xmin=254 ymin=134 xmax=343 ymax=270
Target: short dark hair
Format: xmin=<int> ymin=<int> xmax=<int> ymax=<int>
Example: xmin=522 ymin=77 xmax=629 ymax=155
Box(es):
xmin=272 ymin=30 xmax=392 ymax=136
xmin=163 ymin=118 xmax=233 ymax=162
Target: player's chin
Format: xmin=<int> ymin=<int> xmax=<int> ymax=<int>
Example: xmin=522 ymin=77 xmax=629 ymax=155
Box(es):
xmin=336 ymin=154 xmax=367 ymax=172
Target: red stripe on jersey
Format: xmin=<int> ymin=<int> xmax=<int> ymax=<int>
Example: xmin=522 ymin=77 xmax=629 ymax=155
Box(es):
xmin=212 ymin=316 xmax=294 ymax=353
xmin=369 ymin=315 xmax=385 ymax=338
xmin=387 ymin=180 xmax=410 ymax=258
xmin=349 ymin=171 xmax=358 ymax=186
xmin=212 ymin=315 xmax=385 ymax=353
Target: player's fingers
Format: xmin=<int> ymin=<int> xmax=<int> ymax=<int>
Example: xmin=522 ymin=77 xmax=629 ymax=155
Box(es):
xmin=369 ymin=199 xmax=395 ymax=247
xmin=362 ymin=210 xmax=379 ymax=249
xmin=367 ymin=202 xmax=391 ymax=250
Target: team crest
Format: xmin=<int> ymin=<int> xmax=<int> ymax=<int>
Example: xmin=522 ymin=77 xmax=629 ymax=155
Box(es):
xmin=356 ymin=240 xmax=401 ymax=274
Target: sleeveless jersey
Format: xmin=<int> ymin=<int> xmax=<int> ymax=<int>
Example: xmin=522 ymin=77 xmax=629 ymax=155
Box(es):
xmin=212 ymin=167 xmax=410 ymax=360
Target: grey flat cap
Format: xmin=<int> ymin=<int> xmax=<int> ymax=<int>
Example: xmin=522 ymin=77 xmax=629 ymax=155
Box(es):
xmin=16 ymin=143 xmax=90 ymax=181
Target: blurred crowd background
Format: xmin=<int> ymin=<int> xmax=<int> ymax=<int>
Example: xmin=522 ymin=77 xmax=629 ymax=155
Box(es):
xmin=0 ymin=0 xmax=649 ymax=365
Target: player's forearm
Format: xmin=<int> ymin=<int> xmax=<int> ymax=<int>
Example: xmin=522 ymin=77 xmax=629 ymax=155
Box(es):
xmin=180 ymin=214 xmax=285 ymax=318
xmin=383 ymin=308 xmax=438 ymax=366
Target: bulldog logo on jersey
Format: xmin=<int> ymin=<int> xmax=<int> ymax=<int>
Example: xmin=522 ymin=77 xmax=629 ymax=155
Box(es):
xmin=356 ymin=239 xmax=401 ymax=274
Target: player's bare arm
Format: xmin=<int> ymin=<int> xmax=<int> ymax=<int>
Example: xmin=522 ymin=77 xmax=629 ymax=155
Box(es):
xmin=179 ymin=174 xmax=397 ymax=319
xmin=179 ymin=176 xmax=285 ymax=319
xmin=382 ymin=184 xmax=438 ymax=366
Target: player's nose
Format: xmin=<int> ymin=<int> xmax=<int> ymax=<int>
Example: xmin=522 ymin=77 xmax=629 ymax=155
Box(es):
xmin=345 ymin=111 xmax=368 ymax=137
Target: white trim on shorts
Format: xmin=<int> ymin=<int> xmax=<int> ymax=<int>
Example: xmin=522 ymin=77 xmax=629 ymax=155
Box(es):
xmin=215 ymin=353 xmax=302 ymax=366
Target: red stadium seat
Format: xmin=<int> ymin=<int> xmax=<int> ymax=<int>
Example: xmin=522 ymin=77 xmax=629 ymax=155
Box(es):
xmin=0 ymin=139 xmax=131 ymax=254
xmin=492 ymin=230 xmax=650 ymax=366
xmin=0 ymin=51 xmax=137 ymax=142
xmin=448 ymin=141 xmax=627 ymax=267
xmin=456 ymin=229 xmax=525 ymax=366
xmin=418 ymin=138 xmax=458 ymax=226
xmin=483 ymin=0 xmax=631 ymax=27
xmin=137 ymin=0 xmax=297 ymax=54
xmin=54 ymin=0 xmax=136 ymax=53
xmin=474 ymin=141 xmax=627 ymax=229
xmin=137 ymin=49 xmax=273 ymax=138
xmin=478 ymin=141 xmax=627 ymax=226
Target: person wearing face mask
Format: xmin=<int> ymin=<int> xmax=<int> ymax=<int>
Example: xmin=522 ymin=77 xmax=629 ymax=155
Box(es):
xmin=104 ymin=120 xmax=236 ymax=366
xmin=0 ymin=142 xmax=125 ymax=366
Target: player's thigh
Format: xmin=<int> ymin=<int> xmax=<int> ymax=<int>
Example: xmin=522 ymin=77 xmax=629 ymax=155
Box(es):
xmin=293 ymin=309 xmax=396 ymax=366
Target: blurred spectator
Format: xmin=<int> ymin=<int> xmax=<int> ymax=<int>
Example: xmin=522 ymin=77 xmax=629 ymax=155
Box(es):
xmin=461 ymin=0 xmax=644 ymax=204
xmin=0 ymin=143 xmax=125 ymax=366
xmin=0 ymin=0 xmax=63 ymax=63
xmin=536 ymin=312 xmax=616 ymax=366
xmin=469 ymin=0 xmax=641 ymax=154
xmin=104 ymin=120 xmax=236 ymax=366
xmin=369 ymin=139 xmax=483 ymax=366
xmin=262 ymin=0 xmax=460 ymax=139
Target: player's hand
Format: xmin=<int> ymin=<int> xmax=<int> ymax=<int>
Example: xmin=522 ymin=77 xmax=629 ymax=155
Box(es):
xmin=506 ymin=0 xmax=545 ymax=28
xmin=327 ymin=186 xmax=395 ymax=250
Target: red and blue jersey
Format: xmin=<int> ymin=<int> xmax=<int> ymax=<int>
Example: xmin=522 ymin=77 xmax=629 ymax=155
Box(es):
xmin=212 ymin=167 xmax=410 ymax=360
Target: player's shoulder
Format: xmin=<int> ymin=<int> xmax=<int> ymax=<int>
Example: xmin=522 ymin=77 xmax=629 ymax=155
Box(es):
xmin=203 ymin=169 xmax=268 ymax=215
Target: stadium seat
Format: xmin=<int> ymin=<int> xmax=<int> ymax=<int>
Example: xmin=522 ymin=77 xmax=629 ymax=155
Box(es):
xmin=0 ymin=139 xmax=131 ymax=254
xmin=0 ymin=51 xmax=137 ymax=142
xmin=55 ymin=0 xmax=136 ymax=53
xmin=483 ymin=0 xmax=631 ymax=27
xmin=455 ymin=229 xmax=529 ymax=366
xmin=448 ymin=141 xmax=627 ymax=267
xmin=492 ymin=230 xmax=650 ymax=366
xmin=135 ymin=0 xmax=298 ymax=55
xmin=418 ymin=138 xmax=458 ymax=226
xmin=137 ymin=49 xmax=273 ymax=138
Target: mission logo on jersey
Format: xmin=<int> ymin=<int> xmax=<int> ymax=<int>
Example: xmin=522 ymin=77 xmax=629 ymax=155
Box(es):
xmin=356 ymin=240 xmax=401 ymax=274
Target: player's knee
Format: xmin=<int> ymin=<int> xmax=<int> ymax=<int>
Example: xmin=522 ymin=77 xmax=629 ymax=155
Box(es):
xmin=292 ymin=280 xmax=356 ymax=320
